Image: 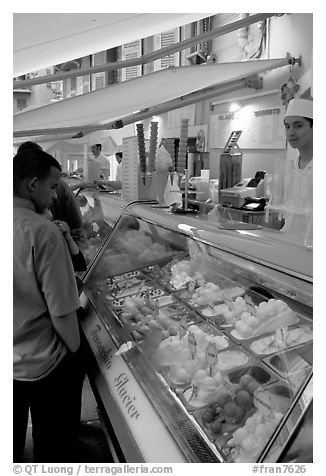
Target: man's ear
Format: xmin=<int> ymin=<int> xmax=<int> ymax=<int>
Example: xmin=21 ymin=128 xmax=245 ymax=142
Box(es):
xmin=26 ymin=176 xmax=39 ymax=193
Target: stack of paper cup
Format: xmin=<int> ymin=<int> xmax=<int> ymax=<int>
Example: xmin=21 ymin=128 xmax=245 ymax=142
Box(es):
xmin=177 ymin=118 xmax=189 ymax=174
xmin=136 ymin=123 xmax=147 ymax=183
xmin=148 ymin=122 xmax=158 ymax=183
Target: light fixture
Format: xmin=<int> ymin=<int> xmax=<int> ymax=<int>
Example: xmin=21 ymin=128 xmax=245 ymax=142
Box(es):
xmin=229 ymin=103 xmax=241 ymax=112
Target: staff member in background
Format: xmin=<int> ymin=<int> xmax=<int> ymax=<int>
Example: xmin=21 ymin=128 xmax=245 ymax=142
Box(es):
xmin=17 ymin=142 xmax=83 ymax=238
xmin=13 ymin=148 xmax=85 ymax=462
xmin=90 ymin=142 xmax=110 ymax=180
xmin=70 ymin=142 xmax=112 ymax=191
xmin=282 ymin=98 xmax=313 ymax=245
xmin=94 ymin=150 xmax=123 ymax=191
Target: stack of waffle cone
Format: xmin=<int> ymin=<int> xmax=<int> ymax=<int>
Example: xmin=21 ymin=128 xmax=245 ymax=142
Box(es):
xmin=177 ymin=118 xmax=189 ymax=174
xmin=136 ymin=123 xmax=147 ymax=184
xmin=147 ymin=122 xmax=158 ymax=185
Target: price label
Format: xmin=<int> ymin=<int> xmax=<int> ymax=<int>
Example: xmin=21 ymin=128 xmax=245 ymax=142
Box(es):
xmin=206 ymin=342 xmax=218 ymax=366
xmin=189 ymin=384 xmax=198 ymax=402
xmin=276 ymin=327 xmax=288 ymax=341
xmin=178 ymin=320 xmax=187 ymax=340
xmin=188 ymin=332 xmax=197 ymax=358
xmin=275 ymin=327 xmax=288 ymax=349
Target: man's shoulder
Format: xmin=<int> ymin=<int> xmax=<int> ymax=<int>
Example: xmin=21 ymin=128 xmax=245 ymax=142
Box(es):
xmin=14 ymin=209 xmax=59 ymax=238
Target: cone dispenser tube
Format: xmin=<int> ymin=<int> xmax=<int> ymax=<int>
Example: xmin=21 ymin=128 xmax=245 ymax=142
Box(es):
xmin=136 ymin=123 xmax=147 ymax=175
xmin=148 ymin=122 xmax=158 ymax=174
xmin=177 ymin=118 xmax=189 ymax=174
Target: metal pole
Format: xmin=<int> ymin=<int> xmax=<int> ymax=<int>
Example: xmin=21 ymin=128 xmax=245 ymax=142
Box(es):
xmin=13 ymin=13 xmax=277 ymax=89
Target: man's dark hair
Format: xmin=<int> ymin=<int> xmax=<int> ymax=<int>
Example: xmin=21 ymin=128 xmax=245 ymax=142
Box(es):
xmin=115 ymin=152 xmax=123 ymax=159
xmin=305 ymin=117 xmax=313 ymax=127
xmin=284 ymin=117 xmax=313 ymax=127
xmin=94 ymin=143 xmax=102 ymax=150
xmin=13 ymin=149 xmax=61 ymax=194
xmin=17 ymin=141 xmax=43 ymax=153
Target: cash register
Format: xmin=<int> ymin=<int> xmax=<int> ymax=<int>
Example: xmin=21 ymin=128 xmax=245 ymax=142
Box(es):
xmin=220 ymin=171 xmax=266 ymax=209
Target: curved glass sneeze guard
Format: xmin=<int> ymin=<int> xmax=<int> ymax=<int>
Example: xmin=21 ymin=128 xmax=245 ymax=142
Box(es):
xmin=83 ymin=211 xmax=313 ymax=463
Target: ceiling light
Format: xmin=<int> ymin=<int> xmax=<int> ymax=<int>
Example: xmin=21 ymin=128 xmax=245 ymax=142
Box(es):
xmin=229 ymin=103 xmax=240 ymax=112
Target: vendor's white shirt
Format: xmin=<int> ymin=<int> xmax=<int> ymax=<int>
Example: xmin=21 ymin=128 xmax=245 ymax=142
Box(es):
xmin=98 ymin=152 xmax=110 ymax=179
xmin=88 ymin=152 xmax=110 ymax=180
xmin=282 ymin=156 xmax=313 ymax=245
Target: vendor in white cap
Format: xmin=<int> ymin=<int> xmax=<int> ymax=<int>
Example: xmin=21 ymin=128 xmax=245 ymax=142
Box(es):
xmin=281 ymin=98 xmax=313 ymax=245
xmin=94 ymin=150 xmax=123 ymax=191
xmin=69 ymin=143 xmax=111 ymax=191
xmin=90 ymin=143 xmax=110 ymax=181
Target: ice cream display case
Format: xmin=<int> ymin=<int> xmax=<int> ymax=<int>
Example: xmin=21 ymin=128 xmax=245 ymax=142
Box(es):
xmin=79 ymin=201 xmax=313 ymax=463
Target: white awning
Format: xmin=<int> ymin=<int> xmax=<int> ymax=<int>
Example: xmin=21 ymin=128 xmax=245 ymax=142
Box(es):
xmin=13 ymin=58 xmax=289 ymax=136
xmin=13 ymin=13 xmax=209 ymax=77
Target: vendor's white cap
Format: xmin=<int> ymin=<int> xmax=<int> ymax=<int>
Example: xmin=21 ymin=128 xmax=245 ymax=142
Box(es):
xmin=285 ymin=98 xmax=313 ymax=119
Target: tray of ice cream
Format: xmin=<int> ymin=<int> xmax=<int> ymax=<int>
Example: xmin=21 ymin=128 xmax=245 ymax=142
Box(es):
xmin=97 ymin=270 xmax=152 ymax=299
xmin=175 ymin=276 xmax=246 ymax=311
xmin=196 ymin=294 xmax=255 ymax=329
xmin=142 ymin=253 xmax=188 ymax=291
xmin=98 ymin=269 xmax=147 ymax=285
xmin=107 ymin=281 xmax=167 ymax=311
xmin=224 ymin=298 xmax=300 ymax=343
xmin=143 ymin=255 xmax=193 ymax=292
xmin=222 ymin=381 xmax=293 ymax=462
xmin=248 ymin=321 xmax=313 ymax=357
xmin=153 ymin=321 xmax=248 ymax=390
xmin=117 ymin=293 xmax=202 ymax=343
xmin=178 ymin=353 xmax=273 ymax=412
xmin=199 ymin=285 xmax=271 ymax=330
xmin=186 ymin=364 xmax=281 ymax=452
xmin=169 ymin=270 xmax=208 ymax=297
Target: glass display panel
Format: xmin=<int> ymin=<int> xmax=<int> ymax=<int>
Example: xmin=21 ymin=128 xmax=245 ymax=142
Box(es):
xmin=83 ymin=210 xmax=312 ymax=463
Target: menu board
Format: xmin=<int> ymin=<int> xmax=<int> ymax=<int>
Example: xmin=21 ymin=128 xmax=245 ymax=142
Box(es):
xmin=209 ymin=96 xmax=287 ymax=150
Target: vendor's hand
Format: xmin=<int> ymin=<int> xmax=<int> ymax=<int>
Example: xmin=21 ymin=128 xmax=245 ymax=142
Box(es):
xmin=94 ymin=180 xmax=109 ymax=186
xmin=81 ymin=181 xmax=97 ymax=189
xmin=94 ymin=180 xmax=114 ymax=191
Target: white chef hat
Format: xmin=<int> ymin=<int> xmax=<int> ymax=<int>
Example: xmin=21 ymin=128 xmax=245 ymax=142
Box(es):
xmin=285 ymin=98 xmax=313 ymax=119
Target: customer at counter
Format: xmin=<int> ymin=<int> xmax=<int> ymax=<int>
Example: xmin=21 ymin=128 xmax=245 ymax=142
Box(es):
xmin=13 ymin=148 xmax=84 ymax=462
xmin=281 ymin=98 xmax=313 ymax=245
xmin=17 ymin=142 xmax=83 ymax=237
